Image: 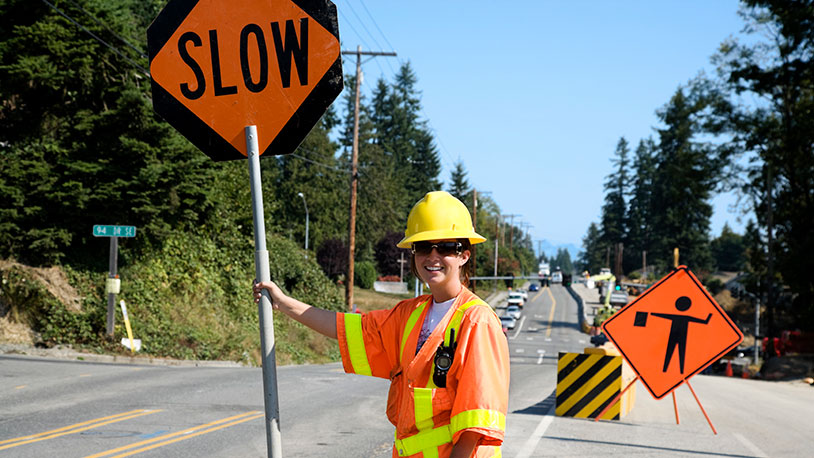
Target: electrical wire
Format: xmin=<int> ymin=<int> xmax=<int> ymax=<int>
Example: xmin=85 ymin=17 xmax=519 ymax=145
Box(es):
xmin=64 ymin=0 xmax=147 ymax=59
xmin=357 ymin=0 xmax=397 ymax=76
xmin=40 ymin=0 xmax=149 ymax=76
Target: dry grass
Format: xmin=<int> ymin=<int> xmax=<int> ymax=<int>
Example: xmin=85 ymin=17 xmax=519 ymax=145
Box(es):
xmin=352 ymin=288 xmax=413 ymax=313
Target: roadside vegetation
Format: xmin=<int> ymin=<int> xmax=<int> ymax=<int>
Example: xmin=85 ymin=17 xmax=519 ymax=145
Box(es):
xmin=0 ymin=0 xmax=536 ymax=363
xmin=576 ymin=1 xmax=814 ymax=340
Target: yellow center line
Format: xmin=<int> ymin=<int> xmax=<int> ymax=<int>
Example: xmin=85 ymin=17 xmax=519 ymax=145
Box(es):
xmin=530 ymin=288 xmax=544 ymax=302
xmin=0 ymin=409 xmax=161 ymax=450
xmin=84 ymin=411 xmax=264 ymax=458
xmin=545 ymin=286 xmax=557 ymax=338
xmin=14 ymin=385 xmax=26 ymax=390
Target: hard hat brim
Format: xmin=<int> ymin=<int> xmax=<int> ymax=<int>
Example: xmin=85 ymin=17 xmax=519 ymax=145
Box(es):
xmin=397 ymin=230 xmax=487 ymax=249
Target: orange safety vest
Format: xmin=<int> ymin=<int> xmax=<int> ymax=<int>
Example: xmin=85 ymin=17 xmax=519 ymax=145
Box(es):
xmin=337 ymin=287 xmax=510 ymax=458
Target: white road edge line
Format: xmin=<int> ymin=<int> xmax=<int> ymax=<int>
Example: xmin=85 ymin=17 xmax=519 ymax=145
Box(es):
xmin=510 ymin=316 xmax=526 ymax=340
xmin=733 ymin=432 xmax=769 ymax=458
xmin=514 ymin=404 xmax=555 ymax=458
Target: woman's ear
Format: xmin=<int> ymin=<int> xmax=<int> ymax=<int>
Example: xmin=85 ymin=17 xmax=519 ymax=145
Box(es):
xmin=459 ymin=249 xmax=471 ymax=265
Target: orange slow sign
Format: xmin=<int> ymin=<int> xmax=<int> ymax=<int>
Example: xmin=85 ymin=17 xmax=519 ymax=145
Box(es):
xmin=601 ymin=266 xmax=743 ymax=399
xmin=148 ymin=0 xmax=342 ymax=161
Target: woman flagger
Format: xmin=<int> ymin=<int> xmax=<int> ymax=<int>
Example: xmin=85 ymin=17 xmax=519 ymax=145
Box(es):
xmin=253 ymin=191 xmax=510 ymax=457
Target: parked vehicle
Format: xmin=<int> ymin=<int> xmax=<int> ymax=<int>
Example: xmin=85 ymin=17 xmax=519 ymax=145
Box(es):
xmin=506 ymin=305 xmax=522 ymax=320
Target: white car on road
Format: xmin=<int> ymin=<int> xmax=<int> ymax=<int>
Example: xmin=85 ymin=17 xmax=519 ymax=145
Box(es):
xmin=506 ymin=305 xmax=522 ymax=320
xmin=500 ymin=316 xmax=517 ymax=330
xmin=507 ymin=292 xmax=525 ymax=307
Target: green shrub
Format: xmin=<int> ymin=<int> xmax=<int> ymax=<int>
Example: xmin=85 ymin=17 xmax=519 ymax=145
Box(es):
xmin=0 ymin=226 xmax=346 ymax=364
xmin=355 ymin=261 xmax=377 ymax=289
xmin=704 ymin=278 xmax=724 ymax=295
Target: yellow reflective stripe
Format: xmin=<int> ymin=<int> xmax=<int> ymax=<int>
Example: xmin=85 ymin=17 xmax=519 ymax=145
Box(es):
xmin=400 ymin=300 xmax=429 ymax=362
xmin=444 ymin=299 xmax=488 ymax=344
xmin=394 ymin=424 xmax=452 ymax=457
xmin=450 ymin=409 xmax=506 ymax=435
xmin=413 ymin=387 xmax=435 ymax=431
xmin=343 ymin=313 xmax=372 ymax=376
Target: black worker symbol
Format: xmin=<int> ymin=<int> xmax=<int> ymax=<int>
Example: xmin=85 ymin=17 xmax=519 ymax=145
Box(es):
xmin=634 ymin=296 xmax=712 ymax=374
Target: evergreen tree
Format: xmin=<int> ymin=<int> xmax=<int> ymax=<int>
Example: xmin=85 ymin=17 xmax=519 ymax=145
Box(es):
xmin=378 ymin=62 xmax=441 ymax=207
xmin=447 ymin=160 xmax=470 ymax=202
xmin=712 ymin=0 xmax=814 ymax=327
xmin=0 ymin=0 xmax=219 ymax=265
xmin=625 ymin=138 xmax=657 ymax=274
xmin=552 ymin=248 xmax=574 ymax=274
xmin=649 ymin=88 xmax=716 ymax=272
xmin=598 ymin=137 xmax=630 ymax=275
xmin=578 ymin=222 xmax=604 ymax=274
xmin=710 ymin=223 xmax=746 ymax=272
xmin=339 ymin=74 xmax=403 ymax=257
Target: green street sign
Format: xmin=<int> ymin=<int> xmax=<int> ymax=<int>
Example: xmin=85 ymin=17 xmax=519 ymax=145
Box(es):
xmin=93 ymin=225 xmax=136 ymax=238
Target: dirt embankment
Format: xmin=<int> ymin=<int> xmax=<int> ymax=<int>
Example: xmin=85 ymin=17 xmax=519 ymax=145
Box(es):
xmin=0 ymin=260 xmax=83 ymax=345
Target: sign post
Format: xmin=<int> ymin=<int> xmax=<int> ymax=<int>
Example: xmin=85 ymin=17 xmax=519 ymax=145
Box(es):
xmin=93 ymin=225 xmax=136 ymax=336
xmin=148 ymin=1 xmax=342 ymax=455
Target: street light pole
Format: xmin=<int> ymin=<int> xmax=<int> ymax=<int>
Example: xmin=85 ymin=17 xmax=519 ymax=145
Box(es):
xmin=297 ymin=192 xmax=309 ymax=254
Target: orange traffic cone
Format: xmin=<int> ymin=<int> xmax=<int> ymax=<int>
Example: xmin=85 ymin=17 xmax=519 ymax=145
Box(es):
xmin=725 ymin=361 xmax=733 ymax=377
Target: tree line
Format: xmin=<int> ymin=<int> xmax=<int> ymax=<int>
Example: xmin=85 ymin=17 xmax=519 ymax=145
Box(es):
xmin=0 ymin=0 xmax=536 ymax=287
xmin=578 ymin=0 xmax=814 ymax=331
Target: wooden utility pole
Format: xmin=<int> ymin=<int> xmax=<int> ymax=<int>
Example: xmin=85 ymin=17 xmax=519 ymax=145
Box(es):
xmin=471 ymin=189 xmax=478 ymax=292
xmin=503 ymin=214 xmax=518 ymax=250
xmin=766 ymin=165 xmax=775 ymax=358
xmin=341 ymin=46 xmax=396 ymax=310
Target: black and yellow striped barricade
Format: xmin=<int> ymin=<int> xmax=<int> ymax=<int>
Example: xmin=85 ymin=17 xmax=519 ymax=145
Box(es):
xmin=555 ymin=346 xmax=636 ymax=420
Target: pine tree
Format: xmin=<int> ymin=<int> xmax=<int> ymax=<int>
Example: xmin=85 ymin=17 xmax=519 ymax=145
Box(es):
xmin=625 ymin=138 xmax=657 ymax=274
xmin=599 ymin=137 xmax=630 ymax=274
xmin=447 ymin=160 xmax=470 ymax=202
xmin=649 ymin=89 xmax=715 ymax=272
xmin=578 ymin=223 xmax=604 ymax=274
xmin=712 ymin=0 xmax=814 ymax=327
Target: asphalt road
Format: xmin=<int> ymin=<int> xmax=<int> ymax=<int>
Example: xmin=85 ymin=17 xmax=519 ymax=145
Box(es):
xmin=2 ymin=284 xmax=813 ymax=457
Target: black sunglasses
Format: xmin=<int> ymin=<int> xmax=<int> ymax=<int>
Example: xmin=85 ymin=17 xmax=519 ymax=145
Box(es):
xmin=411 ymin=241 xmax=463 ymax=256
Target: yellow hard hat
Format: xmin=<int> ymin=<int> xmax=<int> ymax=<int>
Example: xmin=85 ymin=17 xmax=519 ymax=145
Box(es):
xmin=397 ymin=191 xmax=486 ymax=249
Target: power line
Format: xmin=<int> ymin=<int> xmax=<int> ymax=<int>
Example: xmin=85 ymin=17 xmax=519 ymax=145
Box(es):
xmin=65 ymin=0 xmax=147 ymax=59
xmin=344 ymin=1 xmax=384 ymax=54
xmin=289 ymin=152 xmax=351 ymax=174
xmin=357 ymin=0 xmax=398 ymax=77
xmin=358 ymin=0 xmax=395 ymax=51
xmin=337 ymin=9 xmax=372 ymax=53
xmin=40 ymin=0 xmax=149 ymax=76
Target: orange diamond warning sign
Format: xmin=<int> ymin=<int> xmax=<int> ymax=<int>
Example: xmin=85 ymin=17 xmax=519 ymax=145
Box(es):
xmin=148 ymin=0 xmax=342 ymax=161
xmin=601 ymin=266 xmax=743 ymax=399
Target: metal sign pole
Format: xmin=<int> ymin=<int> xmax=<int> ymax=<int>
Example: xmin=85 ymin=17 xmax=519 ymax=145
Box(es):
xmin=106 ymin=236 xmax=118 ymax=336
xmin=246 ymin=125 xmax=282 ymax=458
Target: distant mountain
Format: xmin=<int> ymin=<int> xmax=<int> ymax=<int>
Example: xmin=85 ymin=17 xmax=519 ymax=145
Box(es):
xmin=537 ymin=240 xmax=580 ymax=261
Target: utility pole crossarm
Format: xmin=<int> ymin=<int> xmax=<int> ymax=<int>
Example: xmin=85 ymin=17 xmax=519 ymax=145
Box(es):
xmin=341 ymin=50 xmax=398 ymax=57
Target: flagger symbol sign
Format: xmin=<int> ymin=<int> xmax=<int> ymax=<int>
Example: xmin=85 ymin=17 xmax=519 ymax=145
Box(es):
xmin=602 ymin=266 xmax=743 ymax=399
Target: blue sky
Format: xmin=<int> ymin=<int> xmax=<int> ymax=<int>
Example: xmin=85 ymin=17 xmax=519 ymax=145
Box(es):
xmin=333 ymin=0 xmax=749 ymax=253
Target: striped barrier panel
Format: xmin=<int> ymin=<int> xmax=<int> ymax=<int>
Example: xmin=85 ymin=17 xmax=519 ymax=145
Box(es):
xmin=555 ymin=349 xmax=636 ymax=420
